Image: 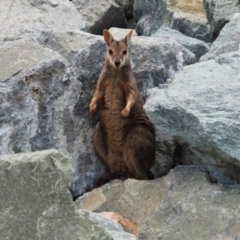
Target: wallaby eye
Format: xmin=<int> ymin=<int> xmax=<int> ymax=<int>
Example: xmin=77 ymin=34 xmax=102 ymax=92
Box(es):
xmin=123 ymin=50 xmax=127 ymax=55
xmin=109 ymin=49 xmax=113 ymax=55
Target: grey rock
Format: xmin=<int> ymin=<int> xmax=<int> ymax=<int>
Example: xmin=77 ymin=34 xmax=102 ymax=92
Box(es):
xmin=77 ymin=165 xmax=240 ymax=239
xmin=0 ymin=32 xmax=106 ymax=198
xmin=109 ymin=27 xmax=137 ymax=40
xmin=0 ymin=28 xmax=195 ymax=197
xmin=0 ymin=0 xmax=87 ymax=32
xmin=86 ymin=211 xmax=138 ymax=240
xmin=201 ymin=13 xmax=240 ymax=61
xmin=114 ymin=0 xmax=135 ymax=19
xmin=72 ymin=0 xmax=127 ymax=35
xmin=127 ymin=17 xmax=137 ymax=29
xmin=145 ymin=51 xmax=240 ymax=184
xmin=204 ymin=0 xmax=240 ymax=39
xmin=169 ymin=11 xmax=210 ymax=42
xmin=0 ymin=149 xmax=78 ymax=239
xmin=152 ymin=26 xmax=210 ymax=61
xmin=152 ymin=129 xmax=176 ymax=178
xmin=0 ymin=149 xmax=136 ymax=240
xmin=133 ymin=0 xmax=168 ymax=36
xmin=130 ymin=36 xmax=196 ymax=99
xmin=133 ymin=0 xmax=210 ymax=41
xmin=139 ymin=165 xmax=240 ymax=240
xmin=76 ymin=177 xmax=169 ymax=227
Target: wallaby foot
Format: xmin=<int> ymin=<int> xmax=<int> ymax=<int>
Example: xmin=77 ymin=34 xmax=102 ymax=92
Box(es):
xmin=95 ymin=172 xmax=118 ymax=188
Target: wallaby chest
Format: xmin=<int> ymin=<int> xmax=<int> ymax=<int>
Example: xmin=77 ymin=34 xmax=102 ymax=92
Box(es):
xmin=101 ymin=75 xmax=127 ymax=113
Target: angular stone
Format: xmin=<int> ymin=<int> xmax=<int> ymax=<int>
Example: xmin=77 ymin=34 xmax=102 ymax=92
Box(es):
xmin=98 ymin=212 xmax=138 ymax=236
xmin=152 ymin=26 xmax=210 ymax=60
xmin=139 ymin=166 xmax=240 ymax=240
xmin=77 ymin=165 xmax=240 ymax=239
xmin=133 ymin=0 xmax=210 ymax=41
xmin=109 ymin=27 xmax=137 ymax=40
xmin=0 ymin=0 xmax=87 ymax=33
xmin=76 ymin=178 xmax=170 ymax=226
xmin=0 ymin=32 xmax=106 ymax=199
xmin=145 ymin=51 xmax=240 ymax=184
xmin=130 ymin=36 xmax=196 ymax=99
xmin=0 ymin=149 xmax=137 ymax=240
xmin=201 ymin=13 xmax=240 ymax=61
xmin=204 ymin=0 xmax=240 ymax=39
xmin=114 ymin=0 xmax=135 ymax=19
xmin=80 ymin=210 xmax=138 ymax=240
xmin=72 ymin=0 xmax=127 ymax=35
xmin=0 ymin=149 xmax=77 ymax=240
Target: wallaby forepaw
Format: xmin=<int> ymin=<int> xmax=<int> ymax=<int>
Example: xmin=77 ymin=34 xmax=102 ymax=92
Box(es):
xmin=121 ymin=108 xmax=130 ymax=118
xmin=89 ymin=103 xmax=97 ymax=113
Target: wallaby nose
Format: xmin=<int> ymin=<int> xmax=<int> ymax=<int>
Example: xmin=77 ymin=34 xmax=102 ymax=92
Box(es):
xmin=114 ymin=60 xmax=121 ymax=68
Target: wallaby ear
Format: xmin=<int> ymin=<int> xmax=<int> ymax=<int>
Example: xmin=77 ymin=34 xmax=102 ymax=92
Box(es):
xmin=123 ymin=30 xmax=133 ymax=45
xmin=103 ymin=29 xmax=114 ymax=46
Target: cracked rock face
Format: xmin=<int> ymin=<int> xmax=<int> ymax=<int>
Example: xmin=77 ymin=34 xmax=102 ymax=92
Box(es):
xmin=76 ymin=165 xmax=240 ymax=239
xmin=145 ymin=51 xmax=240 ymax=185
xmin=0 ymin=149 xmax=137 ymax=240
xmin=133 ymin=0 xmax=210 ymax=41
xmin=203 ymin=0 xmax=240 ymax=40
xmin=201 ymin=13 xmax=240 ymax=61
xmin=152 ymin=26 xmax=210 ymax=61
xmin=71 ymin=0 xmax=127 ymax=35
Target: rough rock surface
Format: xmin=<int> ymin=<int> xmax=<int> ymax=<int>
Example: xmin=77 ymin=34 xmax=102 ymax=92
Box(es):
xmin=85 ymin=211 xmax=138 ymax=240
xmin=72 ymin=0 xmax=127 ymax=35
xmin=77 ymin=165 xmax=240 ymax=239
xmin=133 ymin=0 xmax=210 ymax=41
xmin=0 ymin=149 xmax=137 ymax=239
xmin=0 ymin=0 xmax=87 ymax=32
xmin=204 ymin=0 xmax=240 ymax=39
xmin=152 ymin=26 xmax=210 ymax=60
xmin=201 ymin=13 xmax=240 ymax=61
xmin=109 ymin=27 xmax=138 ymax=40
xmin=145 ymin=51 xmax=240 ymax=184
xmin=139 ymin=166 xmax=240 ymax=240
xmin=98 ymin=212 xmax=138 ymax=236
xmin=76 ymin=177 xmax=168 ymax=226
xmin=114 ymin=0 xmax=135 ymax=19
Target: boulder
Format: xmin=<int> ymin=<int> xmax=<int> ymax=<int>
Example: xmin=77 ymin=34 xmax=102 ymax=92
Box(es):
xmin=81 ymin=211 xmax=138 ymax=240
xmin=0 ymin=0 xmax=87 ymax=32
xmin=71 ymin=0 xmax=127 ymax=35
xmin=201 ymin=13 xmax=240 ymax=61
xmin=203 ymin=0 xmax=240 ymax=39
xmin=98 ymin=212 xmax=138 ymax=236
xmin=114 ymin=0 xmax=135 ymax=19
xmin=0 ymin=149 xmax=136 ymax=240
xmin=145 ymin=51 xmax=240 ymax=184
xmin=0 ymin=31 xmax=106 ymax=198
xmin=76 ymin=165 xmax=240 ymax=239
xmin=152 ymin=26 xmax=210 ymax=61
xmin=133 ymin=0 xmax=210 ymax=41
xmin=109 ymin=27 xmax=138 ymax=40
xmin=76 ymin=178 xmax=169 ymax=226
xmin=130 ymin=36 xmax=196 ymax=98
xmin=139 ymin=166 xmax=240 ymax=240
xmin=0 ymin=26 xmax=195 ymax=197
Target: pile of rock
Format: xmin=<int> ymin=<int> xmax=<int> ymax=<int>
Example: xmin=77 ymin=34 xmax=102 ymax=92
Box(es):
xmin=1 ymin=0 xmax=240 ymax=239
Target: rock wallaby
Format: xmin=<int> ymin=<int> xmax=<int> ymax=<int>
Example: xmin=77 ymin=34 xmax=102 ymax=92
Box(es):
xmin=89 ymin=29 xmax=156 ymax=187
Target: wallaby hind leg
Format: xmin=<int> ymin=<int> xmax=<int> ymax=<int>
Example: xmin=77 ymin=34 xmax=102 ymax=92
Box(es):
xmin=124 ymin=125 xmax=155 ymax=180
xmin=93 ymin=122 xmax=108 ymax=163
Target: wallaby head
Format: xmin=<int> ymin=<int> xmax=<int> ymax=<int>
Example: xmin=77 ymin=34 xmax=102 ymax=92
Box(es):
xmin=103 ymin=29 xmax=133 ymax=69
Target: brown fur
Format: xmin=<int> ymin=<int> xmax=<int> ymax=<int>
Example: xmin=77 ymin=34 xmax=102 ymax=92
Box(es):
xmin=90 ymin=30 xmax=156 ymax=187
